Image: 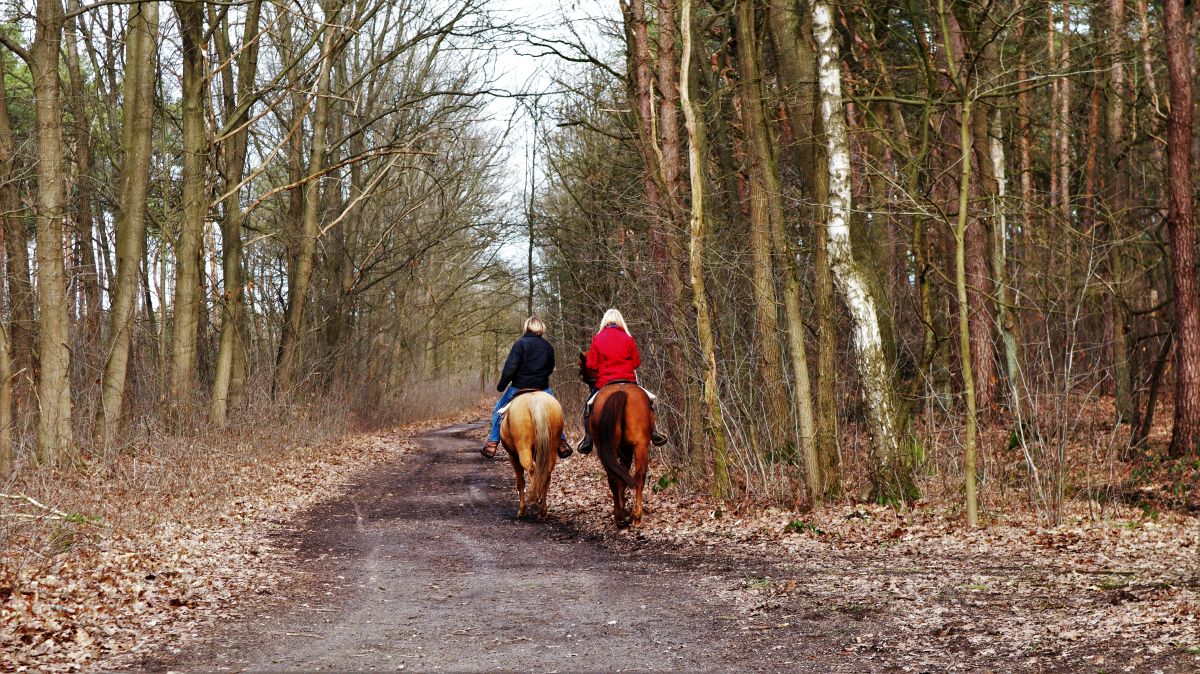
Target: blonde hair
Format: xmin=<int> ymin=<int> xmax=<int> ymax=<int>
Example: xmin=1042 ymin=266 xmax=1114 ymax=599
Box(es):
xmin=598 ymin=308 xmax=631 ymax=336
xmin=523 ymin=316 xmax=545 ymax=336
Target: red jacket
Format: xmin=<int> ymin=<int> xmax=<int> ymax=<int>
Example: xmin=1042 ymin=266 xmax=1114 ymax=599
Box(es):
xmin=586 ymin=325 xmax=640 ymax=388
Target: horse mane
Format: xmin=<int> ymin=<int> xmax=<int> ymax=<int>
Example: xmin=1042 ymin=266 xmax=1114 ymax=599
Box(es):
xmin=578 ymin=352 xmax=597 ymax=388
xmin=528 ymin=394 xmax=554 ymax=504
xmin=595 ymin=390 xmax=633 ymax=486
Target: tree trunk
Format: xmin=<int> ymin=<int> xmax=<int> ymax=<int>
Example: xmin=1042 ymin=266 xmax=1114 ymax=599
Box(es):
xmin=942 ymin=10 xmax=996 ymax=418
xmin=64 ymin=0 xmax=101 ymax=339
xmin=734 ymin=0 xmax=791 ymax=451
xmin=653 ymin=0 xmax=696 ymax=451
xmin=211 ymin=0 xmax=262 ymax=427
xmin=680 ymin=0 xmax=731 ymax=496
xmin=955 ymin=98 xmax=980 ymax=527
xmin=813 ymin=0 xmax=913 ymax=502
xmin=30 ymin=0 xmax=74 ymax=463
xmin=0 ymin=51 xmax=34 ymax=416
xmin=1057 ymin=2 xmax=1072 ymax=226
xmin=276 ymin=2 xmax=339 ymax=393
xmin=1164 ymin=0 xmax=1200 ymax=456
xmin=97 ymin=0 xmax=158 ymax=445
xmin=618 ymin=0 xmax=689 ymax=448
xmin=0 ymin=319 xmax=10 ymax=472
xmin=990 ymin=109 xmax=1023 ymax=416
xmin=169 ymin=0 xmax=207 ymax=420
xmin=769 ymin=0 xmax=835 ymax=500
xmin=1105 ymin=0 xmax=1135 ymax=424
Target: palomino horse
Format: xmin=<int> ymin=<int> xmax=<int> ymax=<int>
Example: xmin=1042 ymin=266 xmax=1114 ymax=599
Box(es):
xmin=499 ymin=391 xmax=565 ymax=519
xmin=579 ymin=353 xmax=653 ymax=528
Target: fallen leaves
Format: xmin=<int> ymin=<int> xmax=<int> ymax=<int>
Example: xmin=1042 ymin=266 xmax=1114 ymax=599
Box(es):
xmin=0 ymin=408 xmax=480 ymax=672
xmin=518 ymin=425 xmax=1200 ymax=671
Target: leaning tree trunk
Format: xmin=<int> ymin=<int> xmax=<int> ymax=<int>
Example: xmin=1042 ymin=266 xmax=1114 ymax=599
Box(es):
xmin=812 ymin=0 xmax=914 ymax=502
xmin=653 ymin=0 xmax=698 ymax=452
xmin=1164 ymin=0 xmax=1200 ymax=456
xmin=680 ymin=0 xmax=731 ymax=496
xmin=276 ymin=4 xmax=339 ymax=394
xmin=30 ymin=0 xmax=74 ymax=464
xmin=766 ymin=0 xmax=822 ymax=500
xmin=97 ymin=1 xmax=158 ymax=445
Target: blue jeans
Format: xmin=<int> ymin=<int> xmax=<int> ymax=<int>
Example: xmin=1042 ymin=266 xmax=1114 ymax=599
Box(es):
xmin=488 ymin=386 xmax=555 ymax=443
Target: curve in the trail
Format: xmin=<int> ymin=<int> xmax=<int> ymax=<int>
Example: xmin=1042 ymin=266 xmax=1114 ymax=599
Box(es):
xmin=159 ymin=424 xmax=823 ymax=672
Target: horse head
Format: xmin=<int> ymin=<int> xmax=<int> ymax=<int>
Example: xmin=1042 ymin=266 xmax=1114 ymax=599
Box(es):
xmin=578 ymin=352 xmax=598 ymax=388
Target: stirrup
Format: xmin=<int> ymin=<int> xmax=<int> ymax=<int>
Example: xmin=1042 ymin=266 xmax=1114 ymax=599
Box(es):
xmin=577 ymin=436 xmax=593 ymax=455
xmin=480 ymin=441 xmax=498 ymax=458
xmin=651 ymin=431 xmax=667 ymax=446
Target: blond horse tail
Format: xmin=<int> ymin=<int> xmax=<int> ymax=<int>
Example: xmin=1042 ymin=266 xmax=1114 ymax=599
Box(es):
xmin=529 ymin=394 xmax=554 ymax=506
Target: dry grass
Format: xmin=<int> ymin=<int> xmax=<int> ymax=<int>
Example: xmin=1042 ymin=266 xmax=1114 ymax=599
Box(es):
xmin=668 ymin=393 xmax=1198 ymax=527
xmin=0 ymin=376 xmax=488 ymax=671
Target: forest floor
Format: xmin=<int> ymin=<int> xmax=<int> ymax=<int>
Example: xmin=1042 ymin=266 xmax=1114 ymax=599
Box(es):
xmin=4 ymin=407 xmax=1199 ymax=672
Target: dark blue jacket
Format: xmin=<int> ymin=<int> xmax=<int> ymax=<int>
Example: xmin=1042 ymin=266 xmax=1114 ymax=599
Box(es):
xmin=497 ymin=333 xmax=555 ymax=391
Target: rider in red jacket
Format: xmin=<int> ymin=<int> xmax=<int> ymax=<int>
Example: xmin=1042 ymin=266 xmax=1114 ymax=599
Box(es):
xmin=586 ymin=322 xmax=640 ymax=388
xmin=577 ymin=309 xmax=667 ymax=454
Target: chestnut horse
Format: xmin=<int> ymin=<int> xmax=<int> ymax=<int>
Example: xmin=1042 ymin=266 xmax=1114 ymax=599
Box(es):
xmin=579 ymin=353 xmax=653 ymax=528
xmin=499 ymin=391 xmax=564 ymax=519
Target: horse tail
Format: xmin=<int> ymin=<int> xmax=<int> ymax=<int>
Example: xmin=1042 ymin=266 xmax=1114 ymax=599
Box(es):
xmin=530 ymin=394 xmax=554 ymax=500
xmin=596 ymin=390 xmax=633 ymax=486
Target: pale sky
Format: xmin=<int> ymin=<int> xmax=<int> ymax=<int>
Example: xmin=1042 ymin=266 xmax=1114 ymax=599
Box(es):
xmin=482 ymin=0 xmax=622 ymax=247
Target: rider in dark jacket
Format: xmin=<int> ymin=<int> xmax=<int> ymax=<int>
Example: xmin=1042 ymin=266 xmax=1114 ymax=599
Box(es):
xmin=481 ymin=316 xmax=569 ymax=459
xmin=497 ymin=331 xmax=555 ymax=391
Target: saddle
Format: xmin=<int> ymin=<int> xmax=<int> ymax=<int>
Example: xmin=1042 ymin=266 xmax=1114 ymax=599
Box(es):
xmin=586 ymin=381 xmax=656 ymax=408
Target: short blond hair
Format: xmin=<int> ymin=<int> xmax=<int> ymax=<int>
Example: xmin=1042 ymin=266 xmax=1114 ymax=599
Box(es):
xmin=598 ymin=308 xmax=631 ymax=336
xmin=523 ymin=316 xmax=545 ymax=336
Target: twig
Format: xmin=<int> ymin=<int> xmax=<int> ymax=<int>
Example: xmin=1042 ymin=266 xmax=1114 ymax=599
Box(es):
xmin=0 ymin=493 xmax=76 ymax=520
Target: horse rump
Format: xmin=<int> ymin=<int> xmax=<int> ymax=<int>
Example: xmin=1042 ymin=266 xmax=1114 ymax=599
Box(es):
xmin=595 ymin=390 xmax=633 ymax=486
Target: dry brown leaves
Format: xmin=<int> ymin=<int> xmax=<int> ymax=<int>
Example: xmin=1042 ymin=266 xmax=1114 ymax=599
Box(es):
xmin=539 ymin=434 xmax=1200 ymax=669
xmin=0 ymin=408 xmax=480 ymax=672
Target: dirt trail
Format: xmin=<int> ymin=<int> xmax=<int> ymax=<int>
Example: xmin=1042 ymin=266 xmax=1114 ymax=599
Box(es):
xmin=156 ymin=424 xmax=849 ymax=672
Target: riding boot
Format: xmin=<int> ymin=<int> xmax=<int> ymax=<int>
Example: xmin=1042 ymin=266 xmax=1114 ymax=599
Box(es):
xmin=577 ymin=405 xmax=594 ymax=454
xmin=557 ymin=432 xmax=573 ymax=459
xmin=646 ymin=395 xmax=667 ymax=446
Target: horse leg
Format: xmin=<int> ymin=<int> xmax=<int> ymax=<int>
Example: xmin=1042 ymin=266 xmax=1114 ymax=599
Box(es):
xmin=608 ymin=474 xmax=629 ymax=528
xmin=508 ymin=450 xmax=526 ymax=518
xmin=631 ymin=443 xmax=648 ymax=527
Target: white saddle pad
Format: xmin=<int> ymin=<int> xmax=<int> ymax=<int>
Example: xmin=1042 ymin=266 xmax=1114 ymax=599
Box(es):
xmin=587 ymin=385 xmax=656 ymax=407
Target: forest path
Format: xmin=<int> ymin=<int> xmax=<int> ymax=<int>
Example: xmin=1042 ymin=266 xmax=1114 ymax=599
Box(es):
xmin=157 ymin=423 xmax=845 ymax=672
